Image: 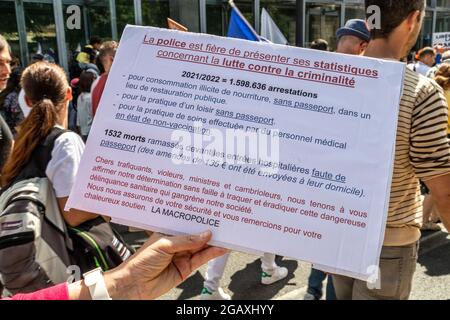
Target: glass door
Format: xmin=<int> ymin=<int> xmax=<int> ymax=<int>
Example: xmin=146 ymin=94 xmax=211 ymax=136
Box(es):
xmin=24 ymin=2 xmax=58 ymax=64
xmin=305 ymin=2 xmax=341 ymax=50
xmin=0 ymin=1 xmax=20 ymax=63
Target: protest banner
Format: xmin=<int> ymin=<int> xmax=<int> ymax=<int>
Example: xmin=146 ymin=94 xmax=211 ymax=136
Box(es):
xmin=67 ymin=25 xmax=405 ymax=280
xmin=433 ymin=32 xmax=450 ymax=49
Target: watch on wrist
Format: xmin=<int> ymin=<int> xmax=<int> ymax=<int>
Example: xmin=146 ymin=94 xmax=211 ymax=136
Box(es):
xmin=83 ymin=268 xmax=112 ymax=300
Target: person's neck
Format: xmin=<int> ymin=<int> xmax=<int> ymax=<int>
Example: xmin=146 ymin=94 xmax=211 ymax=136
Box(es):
xmin=56 ymin=105 xmax=68 ymax=129
xmin=363 ymin=38 xmax=404 ymax=61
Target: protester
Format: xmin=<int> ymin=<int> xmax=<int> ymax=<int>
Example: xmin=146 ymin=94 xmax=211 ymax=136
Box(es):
xmin=0 ymin=113 xmax=11 ymax=173
xmin=435 ymin=63 xmax=450 ymax=136
xmin=1 ymin=61 xmax=97 ymax=226
xmin=76 ymin=36 xmax=102 ymax=65
xmin=407 ymin=46 xmax=436 ymax=76
xmin=76 ymin=70 xmax=96 ymax=142
xmin=332 ymin=0 xmax=450 ymax=300
xmin=0 ymin=61 xmax=133 ymax=295
xmin=302 ymin=29 xmax=374 ymax=299
xmin=427 ymin=50 xmax=450 ymax=79
xmin=0 ymin=35 xmax=11 ymax=91
xmin=303 ymin=268 xmax=336 ymax=300
xmin=0 ymin=67 xmax=24 ymax=135
xmin=310 ymin=39 xmax=329 ymax=51
xmin=200 ymin=253 xmax=288 ymax=300
xmin=92 ymin=41 xmax=118 ymax=116
xmin=4 ymin=231 xmax=227 ymax=300
xmin=421 ymin=185 xmax=442 ymax=231
xmin=336 ymin=19 xmax=370 ymax=55
xmin=0 ymin=34 xmax=13 ymax=172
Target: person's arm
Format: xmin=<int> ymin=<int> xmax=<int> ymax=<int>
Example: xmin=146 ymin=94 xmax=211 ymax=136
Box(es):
xmin=424 ymin=174 xmax=450 ymax=231
xmin=57 ymin=197 xmax=99 ymax=227
xmin=410 ymin=83 xmax=450 ymax=231
xmin=6 ymin=283 xmax=69 ymax=300
xmin=4 ymin=231 xmax=227 ymax=300
xmin=48 ymin=132 xmax=99 ymax=227
xmin=7 ymin=231 xmax=227 ymax=300
xmin=69 ymin=231 xmax=227 ymax=300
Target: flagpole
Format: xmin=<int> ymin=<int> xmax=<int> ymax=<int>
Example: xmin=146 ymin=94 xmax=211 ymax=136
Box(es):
xmin=228 ymin=0 xmax=259 ymax=39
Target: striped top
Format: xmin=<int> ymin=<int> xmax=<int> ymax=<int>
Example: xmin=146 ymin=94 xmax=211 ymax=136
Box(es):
xmin=386 ymin=68 xmax=450 ymax=246
xmin=445 ymin=90 xmax=450 ymax=134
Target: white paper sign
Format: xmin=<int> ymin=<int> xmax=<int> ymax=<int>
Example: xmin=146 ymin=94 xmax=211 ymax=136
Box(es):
xmin=67 ymin=25 xmax=405 ymax=281
xmin=433 ymin=32 xmax=450 ymax=49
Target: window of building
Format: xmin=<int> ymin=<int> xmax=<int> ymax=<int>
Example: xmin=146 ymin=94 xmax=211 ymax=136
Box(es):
xmin=436 ymin=10 xmax=450 ymax=33
xmin=437 ymin=0 xmax=450 ymax=7
xmin=64 ymin=3 xmax=87 ymax=60
xmin=260 ymin=0 xmax=296 ymax=45
xmin=117 ymin=0 xmax=135 ymax=36
xmin=142 ymin=0 xmax=200 ymax=32
xmin=417 ymin=11 xmax=433 ymax=49
xmin=206 ymin=0 xmax=254 ymax=36
xmin=305 ymin=2 xmax=341 ymax=50
xmin=344 ymin=4 xmax=365 ymax=21
xmin=0 ymin=1 xmax=20 ymax=62
xmin=85 ymin=0 xmax=112 ymax=40
xmin=24 ymin=2 xmax=58 ymax=64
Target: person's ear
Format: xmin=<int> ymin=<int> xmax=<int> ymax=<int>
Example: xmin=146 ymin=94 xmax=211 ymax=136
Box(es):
xmin=25 ymin=95 xmax=33 ymax=108
xmin=407 ymin=10 xmax=422 ymax=32
xmin=360 ymin=41 xmax=369 ymax=55
xmin=66 ymin=87 xmax=73 ymax=102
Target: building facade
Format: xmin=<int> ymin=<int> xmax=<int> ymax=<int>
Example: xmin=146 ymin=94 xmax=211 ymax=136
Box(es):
xmin=1 ymin=0 xmax=449 ymax=71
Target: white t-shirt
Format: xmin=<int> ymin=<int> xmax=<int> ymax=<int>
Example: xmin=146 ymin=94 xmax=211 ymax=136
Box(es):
xmin=407 ymin=61 xmax=431 ymax=76
xmin=45 ymin=130 xmax=85 ymax=198
xmin=18 ymin=89 xmax=31 ymax=118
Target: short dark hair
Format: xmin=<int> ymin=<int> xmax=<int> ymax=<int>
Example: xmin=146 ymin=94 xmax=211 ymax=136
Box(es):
xmin=418 ymin=47 xmax=435 ymax=59
xmin=79 ymin=70 xmax=96 ymax=93
xmin=365 ymin=0 xmax=425 ymax=39
xmin=310 ymin=39 xmax=329 ymax=51
xmin=90 ymin=36 xmax=102 ymax=46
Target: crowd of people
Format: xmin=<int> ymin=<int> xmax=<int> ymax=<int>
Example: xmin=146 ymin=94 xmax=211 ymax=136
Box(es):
xmin=0 ymin=0 xmax=450 ymax=301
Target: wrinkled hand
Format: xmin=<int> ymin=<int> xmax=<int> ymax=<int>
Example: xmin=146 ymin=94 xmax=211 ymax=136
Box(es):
xmin=105 ymin=231 xmax=227 ymax=300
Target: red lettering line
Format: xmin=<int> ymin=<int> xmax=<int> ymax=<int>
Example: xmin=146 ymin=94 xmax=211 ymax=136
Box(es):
xmin=144 ymin=42 xmax=378 ymax=79
xmin=155 ymin=55 xmax=356 ymax=89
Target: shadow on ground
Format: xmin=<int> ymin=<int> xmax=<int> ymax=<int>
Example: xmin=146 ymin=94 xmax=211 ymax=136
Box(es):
xmin=174 ymin=256 xmax=299 ymax=300
xmin=418 ymin=237 xmax=450 ymax=277
xmin=176 ymin=271 xmax=206 ymax=300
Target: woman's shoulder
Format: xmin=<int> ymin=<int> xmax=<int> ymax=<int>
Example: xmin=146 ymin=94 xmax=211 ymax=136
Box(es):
xmin=53 ymin=130 xmax=85 ymax=153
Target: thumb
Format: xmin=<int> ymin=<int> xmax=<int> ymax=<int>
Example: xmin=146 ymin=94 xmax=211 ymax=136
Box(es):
xmin=153 ymin=231 xmax=212 ymax=254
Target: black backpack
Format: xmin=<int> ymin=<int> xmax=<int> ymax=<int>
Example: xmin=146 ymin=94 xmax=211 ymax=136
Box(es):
xmin=0 ymin=128 xmax=134 ymax=294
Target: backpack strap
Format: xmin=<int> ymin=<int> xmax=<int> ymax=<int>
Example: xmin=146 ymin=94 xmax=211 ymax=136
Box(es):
xmin=12 ymin=127 xmax=71 ymax=183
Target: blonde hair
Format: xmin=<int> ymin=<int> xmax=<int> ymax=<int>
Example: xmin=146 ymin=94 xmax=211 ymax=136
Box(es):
xmin=435 ymin=63 xmax=450 ymax=91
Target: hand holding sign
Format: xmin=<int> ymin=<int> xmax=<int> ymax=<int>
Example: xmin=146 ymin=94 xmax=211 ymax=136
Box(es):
xmin=67 ymin=25 xmax=405 ymax=281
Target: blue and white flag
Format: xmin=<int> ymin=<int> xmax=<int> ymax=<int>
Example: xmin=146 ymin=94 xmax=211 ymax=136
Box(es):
xmin=227 ymin=0 xmax=260 ymax=41
xmin=261 ymin=8 xmax=288 ymax=45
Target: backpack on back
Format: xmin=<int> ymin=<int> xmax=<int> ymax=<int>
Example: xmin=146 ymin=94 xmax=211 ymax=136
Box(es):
xmin=0 ymin=177 xmax=72 ymax=294
xmin=0 ymin=128 xmax=133 ymax=294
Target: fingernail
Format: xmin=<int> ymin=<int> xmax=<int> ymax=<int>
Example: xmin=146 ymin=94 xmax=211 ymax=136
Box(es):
xmin=199 ymin=231 xmax=211 ymax=240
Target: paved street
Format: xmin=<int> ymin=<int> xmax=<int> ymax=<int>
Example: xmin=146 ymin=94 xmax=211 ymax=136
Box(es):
xmin=154 ymin=228 xmax=450 ymax=300
xmin=410 ymin=232 xmax=450 ymax=300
